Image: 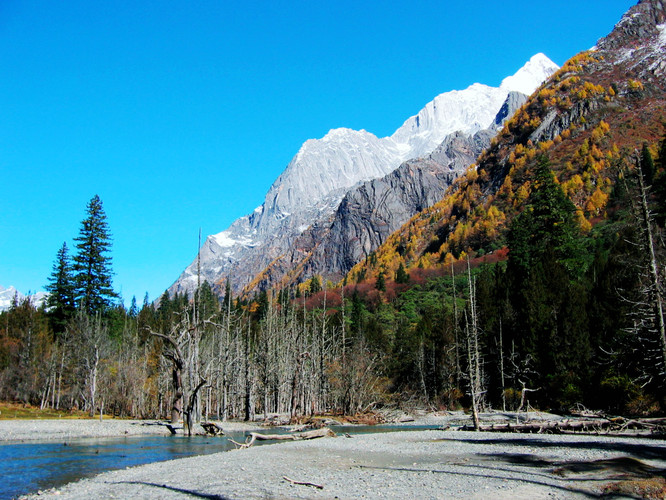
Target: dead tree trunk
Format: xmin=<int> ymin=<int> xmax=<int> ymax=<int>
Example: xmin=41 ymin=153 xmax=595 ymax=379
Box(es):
xmin=465 ymin=259 xmax=482 ymax=431
xmin=184 ymin=378 xmax=207 ymax=436
xmin=150 ymin=330 xmax=185 ymax=424
xmin=499 ymin=319 xmax=506 ymax=412
xmin=635 ymin=155 xmax=666 ymax=379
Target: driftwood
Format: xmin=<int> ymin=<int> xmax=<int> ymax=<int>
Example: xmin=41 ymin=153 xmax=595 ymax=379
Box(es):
xmin=165 ymin=423 xmax=180 ymax=435
xmin=459 ymin=417 xmax=666 ymax=436
xmin=231 ymin=427 xmax=335 ymax=448
xmin=283 ymin=476 xmax=324 ymax=489
xmin=201 ymin=422 xmax=225 ymax=436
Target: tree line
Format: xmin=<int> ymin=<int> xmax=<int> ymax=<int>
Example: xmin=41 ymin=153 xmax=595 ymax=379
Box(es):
xmin=2 ymin=137 xmax=666 ymax=423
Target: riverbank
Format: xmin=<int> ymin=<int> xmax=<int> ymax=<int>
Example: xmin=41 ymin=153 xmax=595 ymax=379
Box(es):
xmin=0 ymin=418 xmax=261 ymax=442
xmin=5 ymin=412 xmax=666 ymax=498
xmin=0 ymin=410 xmax=558 ymax=442
xmin=19 ymin=425 xmax=666 ymax=499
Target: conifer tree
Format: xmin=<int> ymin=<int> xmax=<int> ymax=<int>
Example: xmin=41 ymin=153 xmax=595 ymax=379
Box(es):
xmin=73 ymin=195 xmax=116 ymax=315
xmin=45 ymin=242 xmax=76 ymax=333
xmin=507 ymin=156 xmax=581 ymax=277
xmin=640 ymin=142 xmax=655 ymax=185
xmin=506 ymin=156 xmax=590 ymax=403
xmin=395 ymin=262 xmax=410 ymax=284
xmin=376 ymin=270 xmax=386 ymax=291
xmin=309 ymin=275 xmax=321 ymax=295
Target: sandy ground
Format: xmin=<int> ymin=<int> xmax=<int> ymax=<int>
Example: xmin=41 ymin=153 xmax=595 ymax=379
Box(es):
xmin=6 ymin=413 xmax=666 ymax=499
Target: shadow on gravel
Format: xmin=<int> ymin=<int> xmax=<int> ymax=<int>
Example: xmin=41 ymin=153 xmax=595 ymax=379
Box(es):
xmin=475 ymin=454 xmax=666 ymax=479
xmin=357 ymin=463 xmax=601 ymax=498
xmin=446 ymin=436 xmax=666 ymax=461
xmin=115 ymin=481 xmax=229 ymax=499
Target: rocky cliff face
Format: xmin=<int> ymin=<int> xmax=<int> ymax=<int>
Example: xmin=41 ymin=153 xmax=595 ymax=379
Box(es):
xmin=482 ymin=0 xmax=666 ymax=196
xmin=597 ymin=0 xmax=665 ymax=52
xmin=168 ymin=56 xmax=557 ymax=297
xmin=248 ymin=92 xmax=528 ymax=291
xmin=344 ymin=0 xmax=666 ymax=284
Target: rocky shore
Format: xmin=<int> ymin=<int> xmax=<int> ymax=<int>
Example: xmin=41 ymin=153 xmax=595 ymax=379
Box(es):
xmin=0 ymin=418 xmax=257 ymax=443
xmin=6 ymin=413 xmax=665 ymax=499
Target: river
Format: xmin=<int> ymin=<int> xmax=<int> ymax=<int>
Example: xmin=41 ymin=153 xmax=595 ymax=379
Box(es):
xmin=0 ymin=424 xmax=436 ymax=499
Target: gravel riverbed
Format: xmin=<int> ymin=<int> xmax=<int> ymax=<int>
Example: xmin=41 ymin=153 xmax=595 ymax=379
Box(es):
xmin=0 ymin=418 xmax=260 ymax=443
xmin=12 ymin=417 xmax=666 ymax=499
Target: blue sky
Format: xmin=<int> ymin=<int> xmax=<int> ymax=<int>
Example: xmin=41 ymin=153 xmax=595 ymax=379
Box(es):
xmin=1 ymin=0 xmax=636 ymax=305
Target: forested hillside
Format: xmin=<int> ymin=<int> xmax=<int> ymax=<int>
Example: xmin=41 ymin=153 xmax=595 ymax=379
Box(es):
xmin=2 ymin=0 xmax=666 ymax=423
xmin=340 ymin=0 xmax=666 ymax=413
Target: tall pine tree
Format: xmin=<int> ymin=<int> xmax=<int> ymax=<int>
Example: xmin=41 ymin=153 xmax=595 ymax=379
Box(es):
xmin=506 ymin=156 xmax=590 ymax=406
xmin=73 ymin=195 xmax=116 ymax=315
xmin=45 ymin=242 xmax=76 ymax=333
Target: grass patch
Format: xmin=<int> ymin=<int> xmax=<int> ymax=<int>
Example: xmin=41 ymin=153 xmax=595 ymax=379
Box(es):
xmin=0 ymin=402 xmax=89 ymax=420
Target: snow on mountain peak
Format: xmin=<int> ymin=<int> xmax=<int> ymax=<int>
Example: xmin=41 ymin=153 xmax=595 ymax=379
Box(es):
xmin=168 ymin=54 xmax=560 ymax=297
xmin=500 ymin=53 xmax=559 ymax=96
xmin=391 ymin=54 xmax=558 ymax=161
xmin=268 ymin=54 xmax=559 ymax=218
xmin=0 ymin=285 xmax=49 ymax=312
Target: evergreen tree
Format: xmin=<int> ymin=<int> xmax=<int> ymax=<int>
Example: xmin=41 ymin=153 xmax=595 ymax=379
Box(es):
xmin=507 ymin=156 xmax=581 ymax=278
xmin=506 ymin=156 xmax=590 ymax=405
xmin=376 ymin=270 xmax=386 ymax=291
xmin=45 ymin=242 xmax=76 ymax=333
xmin=395 ymin=262 xmax=410 ymax=284
xmin=652 ymin=131 xmax=666 ymax=225
xmin=222 ymin=278 xmax=233 ymax=311
xmin=196 ymin=281 xmax=219 ymax=319
xmin=658 ymin=129 xmax=666 ymax=172
xmin=309 ymin=276 xmax=321 ymax=295
xmin=128 ymin=296 xmax=139 ymax=318
xmin=73 ymin=195 xmax=116 ymax=315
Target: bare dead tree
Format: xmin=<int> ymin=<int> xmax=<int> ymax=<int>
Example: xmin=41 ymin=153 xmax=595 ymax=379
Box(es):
xmin=634 ymin=154 xmax=666 ymax=381
xmin=498 ymin=318 xmax=506 ymax=412
xmin=465 ymin=259 xmax=483 ymax=430
xmin=451 ymin=261 xmax=461 ymax=387
xmin=150 ymin=321 xmax=186 ymax=424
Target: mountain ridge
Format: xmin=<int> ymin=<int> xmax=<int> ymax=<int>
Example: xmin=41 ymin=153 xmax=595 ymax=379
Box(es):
xmin=344 ymin=0 xmax=666 ymax=285
xmin=246 ymin=91 xmax=529 ymax=293
xmin=168 ymin=54 xmax=558 ymax=297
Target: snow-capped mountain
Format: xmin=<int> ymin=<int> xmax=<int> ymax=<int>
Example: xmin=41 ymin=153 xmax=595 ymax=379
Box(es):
xmin=0 ymin=285 xmax=48 ymax=312
xmin=169 ymin=54 xmax=559 ymax=296
xmin=251 ymin=91 xmax=531 ymax=292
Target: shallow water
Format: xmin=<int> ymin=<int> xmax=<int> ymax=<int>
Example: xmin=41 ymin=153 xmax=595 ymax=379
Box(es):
xmin=0 ymin=433 xmax=246 ymax=499
xmin=0 ymin=424 xmax=442 ymax=499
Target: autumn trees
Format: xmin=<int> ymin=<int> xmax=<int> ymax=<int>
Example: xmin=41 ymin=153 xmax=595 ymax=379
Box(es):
xmin=6 ymin=140 xmax=666 ymax=421
xmin=0 ymin=195 xmax=127 ymax=416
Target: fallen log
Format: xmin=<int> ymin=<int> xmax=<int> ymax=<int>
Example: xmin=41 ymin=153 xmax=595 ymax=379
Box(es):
xmin=201 ymin=422 xmax=225 ymax=436
xmin=459 ymin=419 xmax=611 ymax=433
xmin=253 ymin=427 xmax=335 ymax=441
xmin=459 ymin=417 xmax=666 ymax=436
xmin=231 ymin=427 xmax=335 ymax=448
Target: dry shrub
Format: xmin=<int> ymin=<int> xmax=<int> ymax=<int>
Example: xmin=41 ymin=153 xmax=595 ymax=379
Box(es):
xmin=626 ymin=393 xmax=661 ymax=417
xmin=602 ymin=477 xmax=666 ymax=499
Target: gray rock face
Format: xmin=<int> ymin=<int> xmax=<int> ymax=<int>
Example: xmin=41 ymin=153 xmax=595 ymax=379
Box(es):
xmin=595 ymin=0 xmax=666 ymax=84
xmin=252 ymin=93 xmax=528 ymax=290
xmin=493 ymin=92 xmax=528 ymax=128
xmin=168 ymin=57 xmax=555 ymax=297
xmin=597 ymin=0 xmax=666 ymax=51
